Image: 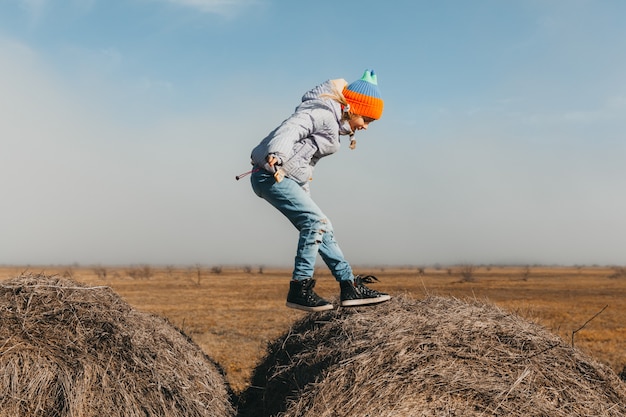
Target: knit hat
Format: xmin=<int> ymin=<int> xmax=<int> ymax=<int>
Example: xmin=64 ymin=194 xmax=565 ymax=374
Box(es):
xmin=343 ymin=69 xmax=384 ymax=120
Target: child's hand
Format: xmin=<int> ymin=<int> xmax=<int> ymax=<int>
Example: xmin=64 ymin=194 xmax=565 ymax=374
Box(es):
xmin=265 ymin=154 xmax=284 ymax=182
xmin=266 ymin=154 xmax=280 ymax=169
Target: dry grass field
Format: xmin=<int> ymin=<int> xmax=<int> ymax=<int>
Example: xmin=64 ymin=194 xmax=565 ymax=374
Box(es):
xmin=1 ymin=264 xmax=625 ymax=394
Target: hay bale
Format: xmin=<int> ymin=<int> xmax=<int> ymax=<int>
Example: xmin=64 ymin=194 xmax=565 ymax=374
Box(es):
xmin=0 ymin=274 xmax=235 ymax=417
xmin=239 ymin=295 xmax=626 ymax=417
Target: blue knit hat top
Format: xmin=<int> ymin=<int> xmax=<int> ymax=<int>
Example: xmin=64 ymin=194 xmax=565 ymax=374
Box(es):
xmin=345 ymin=70 xmax=381 ymax=97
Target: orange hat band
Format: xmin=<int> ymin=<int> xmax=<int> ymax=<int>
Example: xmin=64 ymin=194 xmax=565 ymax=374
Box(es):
xmin=343 ymin=90 xmax=384 ymax=120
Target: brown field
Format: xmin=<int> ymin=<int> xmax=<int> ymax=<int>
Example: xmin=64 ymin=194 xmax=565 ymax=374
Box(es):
xmin=2 ymin=265 xmax=625 ymax=394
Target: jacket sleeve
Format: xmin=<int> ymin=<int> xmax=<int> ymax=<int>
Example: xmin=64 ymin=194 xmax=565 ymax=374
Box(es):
xmin=265 ymin=113 xmax=315 ymax=161
xmin=266 ymin=105 xmax=338 ymax=161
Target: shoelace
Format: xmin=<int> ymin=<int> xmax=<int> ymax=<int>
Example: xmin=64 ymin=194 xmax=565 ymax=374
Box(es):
xmin=356 ymin=275 xmax=380 ymax=284
xmin=354 ymin=275 xmax=385 ymax=297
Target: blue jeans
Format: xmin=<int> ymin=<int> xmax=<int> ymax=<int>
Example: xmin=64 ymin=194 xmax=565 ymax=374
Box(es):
xmin=251 ymin=170 xmax=354 ymax=282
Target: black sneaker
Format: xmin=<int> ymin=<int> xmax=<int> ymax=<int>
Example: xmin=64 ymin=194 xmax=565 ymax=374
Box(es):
xmin=340 ymin=275 xmax=391 ymax=307
xmin=286 ymin=278 xmax=334 ymax=312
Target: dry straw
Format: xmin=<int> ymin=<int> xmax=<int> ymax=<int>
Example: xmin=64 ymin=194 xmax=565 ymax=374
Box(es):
xmin=0 ymin=274 xmax=235 ymax=417
xmin=239 ymin=294 xmax=626 ymax=417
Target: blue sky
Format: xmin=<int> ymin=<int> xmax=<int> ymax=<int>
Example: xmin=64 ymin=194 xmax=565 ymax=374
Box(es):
xmin=1 ymin=0 xmax=625 ymax=267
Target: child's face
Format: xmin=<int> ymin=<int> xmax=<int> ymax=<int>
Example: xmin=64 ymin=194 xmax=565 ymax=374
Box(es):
xmin=349 ymin=115 xmax=375 ymax=132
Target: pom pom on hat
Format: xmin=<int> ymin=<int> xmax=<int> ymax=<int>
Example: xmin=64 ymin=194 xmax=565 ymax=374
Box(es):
xmin=343 ymin=69 xmax=384 ymax=120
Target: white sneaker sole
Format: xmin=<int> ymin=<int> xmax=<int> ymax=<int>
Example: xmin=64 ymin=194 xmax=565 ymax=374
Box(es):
xmin=340 ymin=294 xmax=391 ymax=307
xmin=286 ymin=302 xmax=335 ymax=312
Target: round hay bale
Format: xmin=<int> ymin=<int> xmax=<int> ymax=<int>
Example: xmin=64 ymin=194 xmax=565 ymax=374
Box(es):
xmin=0 ymin=274 xmax=235 ymax=417
xmin=239 ymin=294 xmax=626 ymax=417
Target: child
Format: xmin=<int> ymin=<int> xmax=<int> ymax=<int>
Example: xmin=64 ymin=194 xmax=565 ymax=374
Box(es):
xmin=248 ymin=70 xmax=391 ymax=312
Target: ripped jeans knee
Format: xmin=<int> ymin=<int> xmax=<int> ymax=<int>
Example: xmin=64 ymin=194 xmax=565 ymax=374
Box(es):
xmin=293 ymin=216 xmax=352 ymax=282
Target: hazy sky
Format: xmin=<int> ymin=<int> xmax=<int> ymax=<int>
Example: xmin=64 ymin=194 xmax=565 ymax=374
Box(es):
xmin=1 ymin=0 xmax=625 ymax=267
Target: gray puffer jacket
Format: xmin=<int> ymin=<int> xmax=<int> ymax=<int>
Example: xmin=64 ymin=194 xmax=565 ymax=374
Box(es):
xmin=250 ymin=80 xmax=353 ymax=188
